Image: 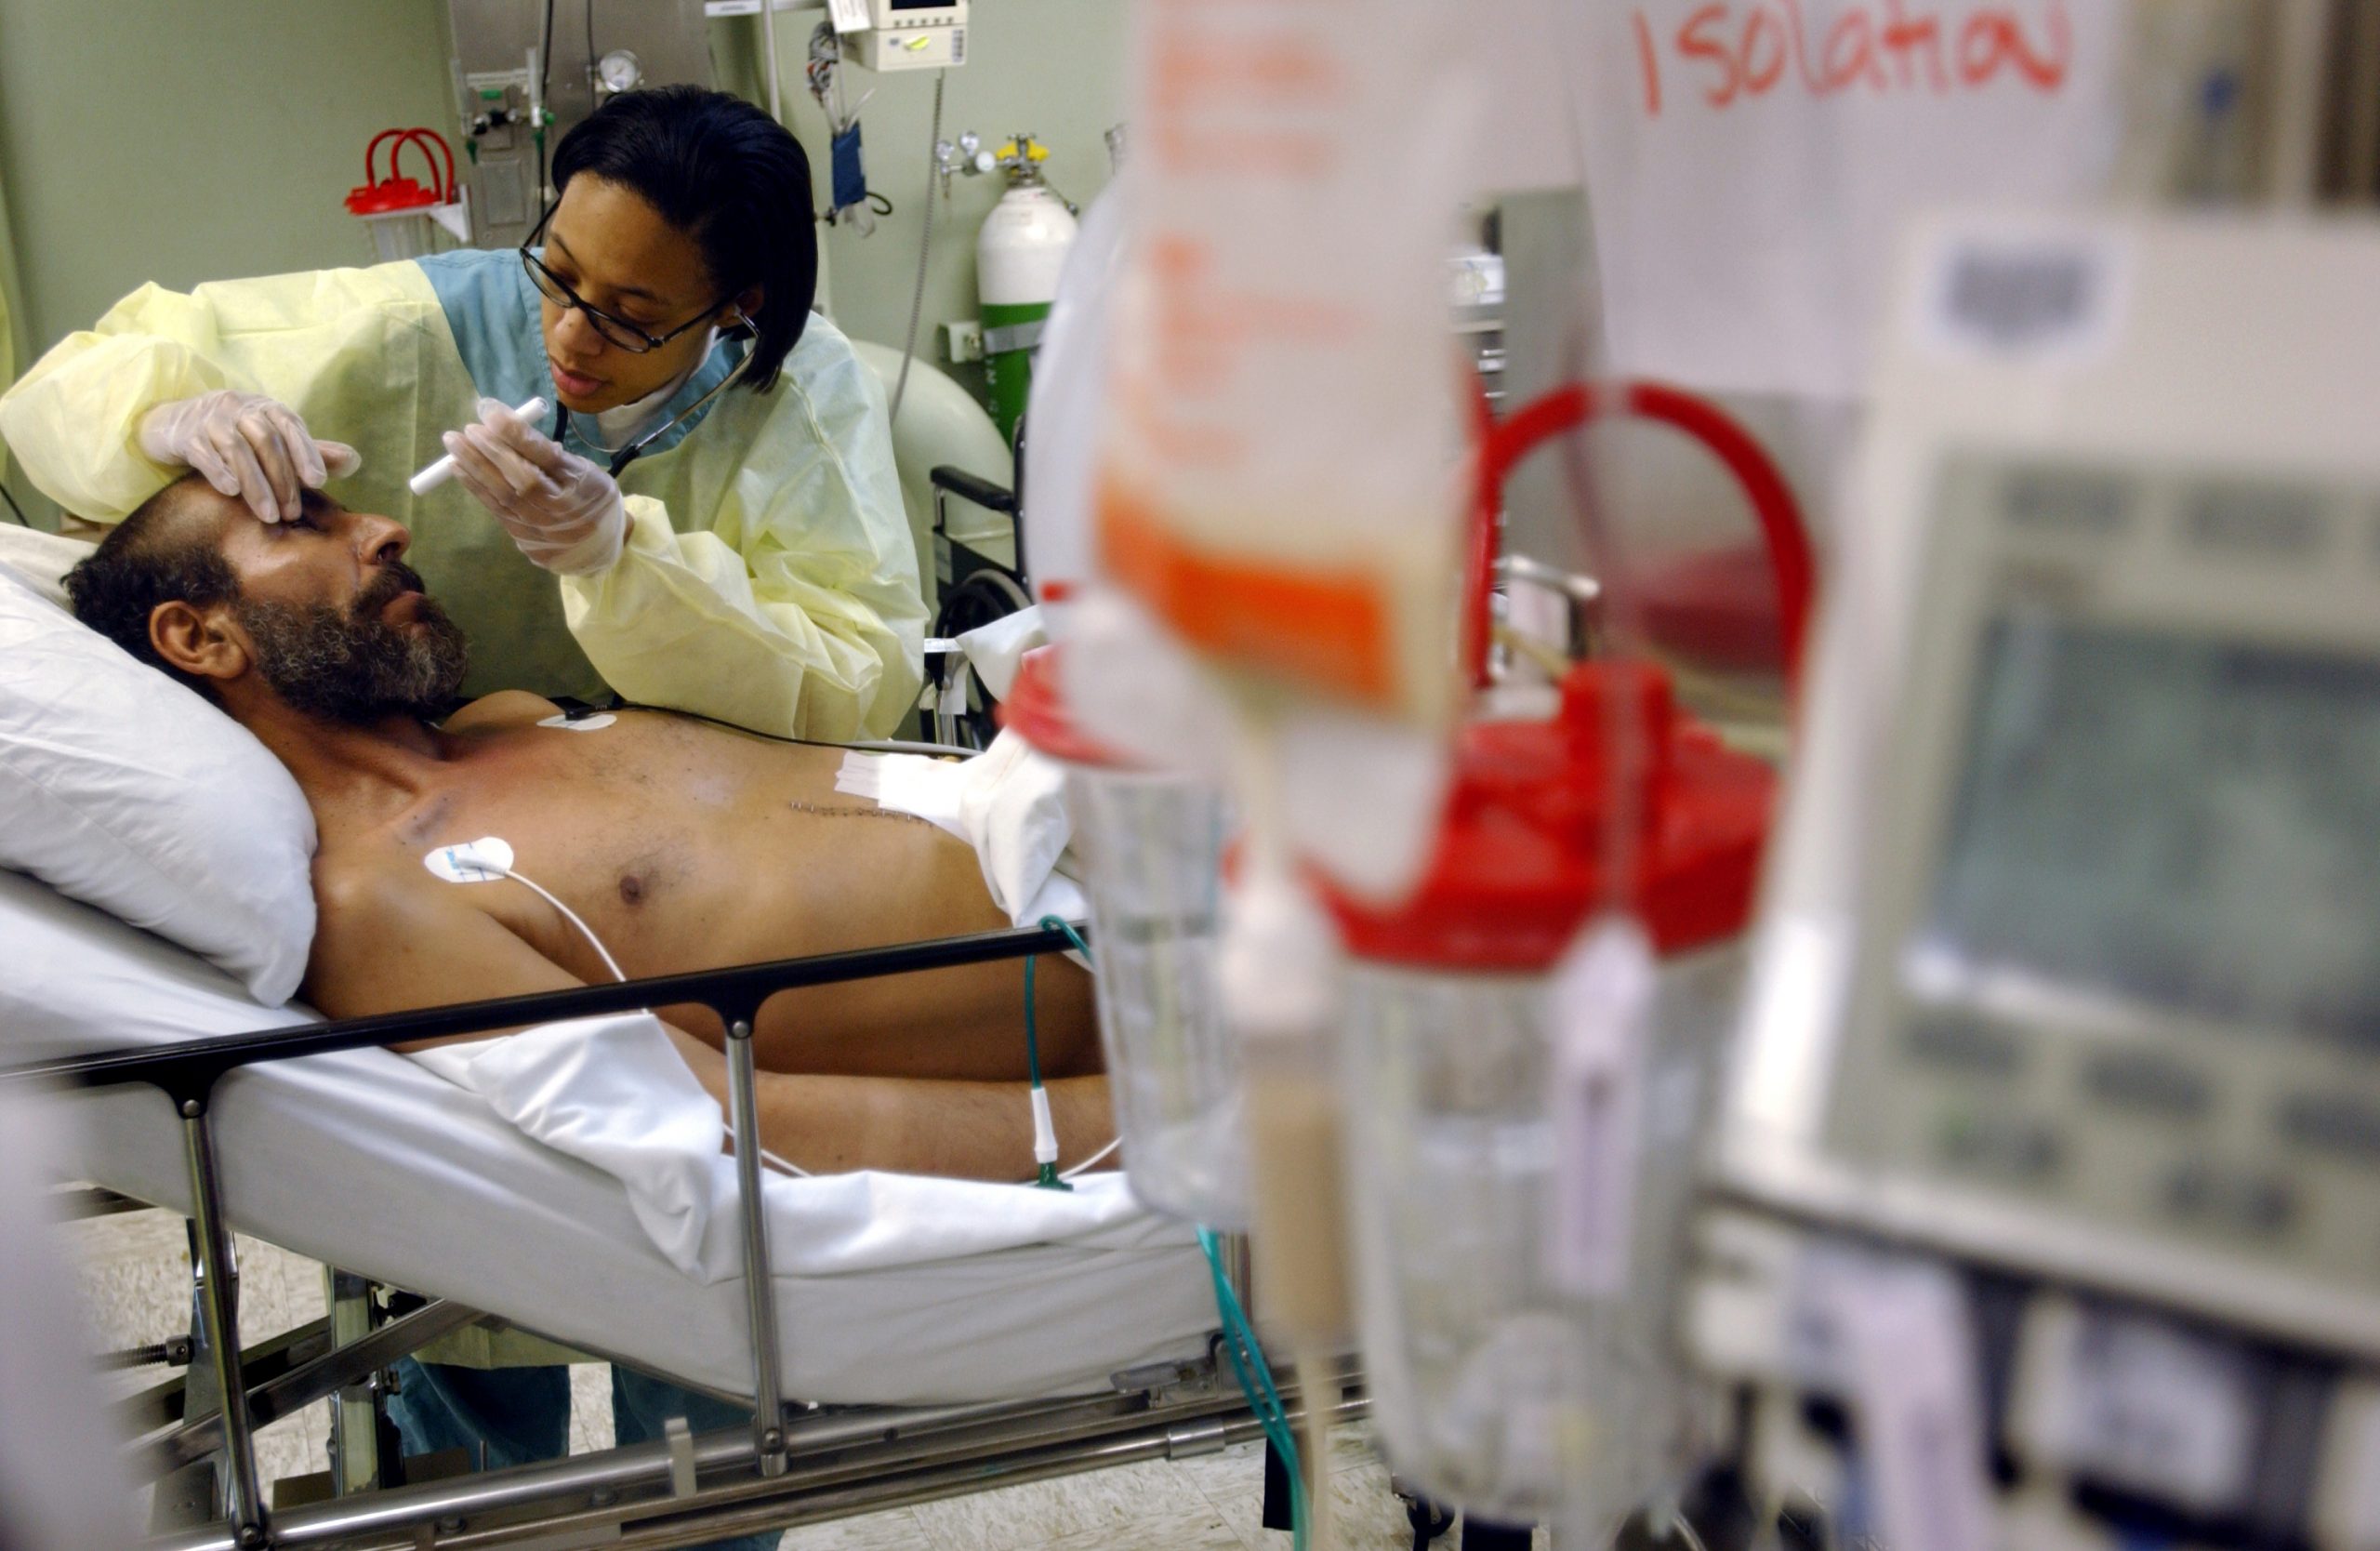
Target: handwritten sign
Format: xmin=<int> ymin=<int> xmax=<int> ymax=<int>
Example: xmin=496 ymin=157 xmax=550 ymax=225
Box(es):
xmin=1567 ymin=0 xmax=2122 ymax=400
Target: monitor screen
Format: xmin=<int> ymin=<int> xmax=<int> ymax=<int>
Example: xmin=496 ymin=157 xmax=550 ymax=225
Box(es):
xmin=1915 ymin=616 xmax=2380 ymax=1047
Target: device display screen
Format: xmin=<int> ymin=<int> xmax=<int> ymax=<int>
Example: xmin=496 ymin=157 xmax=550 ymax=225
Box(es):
xmin=1916 ymin=616 xmax=2380 ymax=1046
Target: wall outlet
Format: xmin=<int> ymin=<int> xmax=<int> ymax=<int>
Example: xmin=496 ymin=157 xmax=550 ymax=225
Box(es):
xmin=943 ymin=319 xmax=985 ymax=364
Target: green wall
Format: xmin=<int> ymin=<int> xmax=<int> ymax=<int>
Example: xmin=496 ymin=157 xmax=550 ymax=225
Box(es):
xmin=0 ymin=0 xmax=462 ymax=357
xmin=0 ymin=0 xmax=459 ymax=524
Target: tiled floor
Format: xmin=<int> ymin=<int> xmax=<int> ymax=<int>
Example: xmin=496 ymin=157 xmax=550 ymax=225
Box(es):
xmin=63 ymin=1206 xmax=1520 ymax=1550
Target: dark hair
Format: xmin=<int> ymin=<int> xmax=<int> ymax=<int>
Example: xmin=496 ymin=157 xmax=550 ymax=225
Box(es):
xmin=64 ymin=475 xmax=239 ymax=698
xmin=551 ymin=86 xmax=818 ymax=392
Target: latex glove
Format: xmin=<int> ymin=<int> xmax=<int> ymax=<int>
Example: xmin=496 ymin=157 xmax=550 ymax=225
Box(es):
xmin=137 ymin=391 xmax=362 ymax=524
xmin=444 ymin=398 xmax=628 ymax=577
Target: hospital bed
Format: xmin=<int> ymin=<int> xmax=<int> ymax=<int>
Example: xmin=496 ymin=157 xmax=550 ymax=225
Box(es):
xmin=4 ymin=863 xmax=1364 ymax=1549
xmin=0 ymin=418 xmax=1372 ymax=1547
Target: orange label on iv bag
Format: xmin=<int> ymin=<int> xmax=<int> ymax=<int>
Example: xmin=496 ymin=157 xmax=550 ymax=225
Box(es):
xmin=1096 ymin=474 xmax=1398 ymax=711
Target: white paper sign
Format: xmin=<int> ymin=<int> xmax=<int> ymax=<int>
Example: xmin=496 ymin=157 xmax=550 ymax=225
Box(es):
xmin=1566 ymin=0 xmax=2125 ymax=401
xmin=1800 ymin=1250 xmax=1996 ymax=1551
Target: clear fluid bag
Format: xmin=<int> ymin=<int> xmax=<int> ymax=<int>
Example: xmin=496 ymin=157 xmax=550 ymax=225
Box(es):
xmin=1067 ymin=761 xmax=1244 ymax=1228
xmin=1003 ymin=648 xmax=1245 ymax=1228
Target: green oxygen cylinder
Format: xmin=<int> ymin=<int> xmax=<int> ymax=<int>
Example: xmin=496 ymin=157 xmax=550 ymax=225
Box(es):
xmin=976 ymin=137 xmax=1078 ymax=442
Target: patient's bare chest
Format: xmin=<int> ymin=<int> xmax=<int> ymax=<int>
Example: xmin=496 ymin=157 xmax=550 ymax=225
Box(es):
xmin=390 ymin=718 xmax=782 ymax=963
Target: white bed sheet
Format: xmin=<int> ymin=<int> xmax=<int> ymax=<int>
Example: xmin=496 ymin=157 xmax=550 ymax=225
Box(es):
xmin=1 ymin=868 xmax=1216 ymax=1404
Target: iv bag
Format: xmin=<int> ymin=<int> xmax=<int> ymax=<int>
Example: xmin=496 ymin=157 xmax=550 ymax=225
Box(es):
xmin=1066 ymin=0 xmax=1484 ymax=900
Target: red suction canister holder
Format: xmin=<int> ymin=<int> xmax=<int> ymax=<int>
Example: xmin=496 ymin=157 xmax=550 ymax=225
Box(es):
xmin=1319 ymin=656 xmax=1775 ymax=970
xmin=1327 ymin=658 xmax=1776 ymax=1523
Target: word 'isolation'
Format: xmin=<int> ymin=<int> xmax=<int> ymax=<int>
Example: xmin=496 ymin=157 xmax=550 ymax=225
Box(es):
xmin=1633 ymin=0 xmax=2074 ymax=113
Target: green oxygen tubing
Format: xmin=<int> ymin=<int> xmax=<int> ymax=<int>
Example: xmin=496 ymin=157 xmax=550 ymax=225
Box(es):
xmin=1021 ymin=916 xmax=1308 ymax=1548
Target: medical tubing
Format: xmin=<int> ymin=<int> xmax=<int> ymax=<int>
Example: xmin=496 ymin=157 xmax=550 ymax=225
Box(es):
xmin=1023 ymin=941 xmax=1063 ymax=1184
xmin=396 ymin=128 xmax=457 ymax=205
xmin=1027 ymin=917 xmax=1113 ymax=1183
xmin=1059 ymin=1136 xmax=1120 ymax=1180
xmin=1024 ymin=915 xmax=1100 ymax=1184
xmin=501 ymin=863 xmax=817 ymax=1178
xmin=365 ymin=128 xmax=451 ymax=201
xmin=580 ymin=348 xmax=753 ymax=476
xmin=760 ymin=0 xmax=784 ymax=126
xmin=1023 ymin=952 xmax=1045 ymax=1088
xmin=1200 ymin=1226 xmax=1307 ymax=1550
xmin=888 ymin=69 xmax=946 ymax=426
xmin=602 ymin=699 xmax=960 ymax=757
xmin=498 ymin=867 xmax=626 ymax=984
xmin=1038 ymin=915 xmax=1093 ymax=961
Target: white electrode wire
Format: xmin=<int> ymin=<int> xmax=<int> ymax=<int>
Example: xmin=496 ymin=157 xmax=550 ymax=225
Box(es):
xmin=888 ymin=68 xmax=946 ymax=425
xmin=497 ymin=865 xmax=813 ymax=1177
xmin=498 ymin=867 xmax=627 ymax=984
xmin=1059 ymin=1136 xmax=1121 ymax=1181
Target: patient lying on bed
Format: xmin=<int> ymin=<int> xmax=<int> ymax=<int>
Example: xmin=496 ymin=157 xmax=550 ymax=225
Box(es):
xmin=65 ymin=474 xmax=1107 ymax=1181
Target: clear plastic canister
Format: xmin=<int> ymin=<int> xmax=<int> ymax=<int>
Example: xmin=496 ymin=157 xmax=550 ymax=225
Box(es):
xmin=1318 ymin=660 xmax=1778 ymax=1530
xmin=1341 ymin=944 xmax=1743 ymax=1527
xmin=1001 ymin=648 xmax=1246 ymax=1228
xmin=1065 ymin=762 xmax=1245 ymax=1227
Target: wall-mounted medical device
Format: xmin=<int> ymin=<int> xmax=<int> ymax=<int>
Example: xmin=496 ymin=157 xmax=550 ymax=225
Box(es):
xmin=446 ymin=0 xmax=715 ymax=248
xmin=852 ymin=0 xmax=968 ymax=72
xmin=1702 ymin=215 xmax=2380 ymax=1549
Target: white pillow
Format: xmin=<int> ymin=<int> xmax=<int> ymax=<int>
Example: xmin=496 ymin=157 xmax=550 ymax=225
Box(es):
xmin=0 ymin=524 xmax=92 ymax=609
xmin=0 ymin=563 xmax=317 ymax=1004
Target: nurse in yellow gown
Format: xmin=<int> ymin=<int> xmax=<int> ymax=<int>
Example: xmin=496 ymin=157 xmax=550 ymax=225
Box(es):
xmin=0 ymin=87 xmax=924 ymax=740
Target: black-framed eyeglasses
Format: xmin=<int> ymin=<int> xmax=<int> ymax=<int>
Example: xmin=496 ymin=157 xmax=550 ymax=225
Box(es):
xmin=520 ymin=205 xmax=732 ymax=355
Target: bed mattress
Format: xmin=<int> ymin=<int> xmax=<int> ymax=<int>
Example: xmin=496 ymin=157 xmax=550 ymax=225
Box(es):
xmin=2 ymin=868 xmax=1217 ymax=1404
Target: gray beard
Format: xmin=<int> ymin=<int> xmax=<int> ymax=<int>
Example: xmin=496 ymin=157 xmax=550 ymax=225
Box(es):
xmin=236 ymin=567 xmax=469 ymax=723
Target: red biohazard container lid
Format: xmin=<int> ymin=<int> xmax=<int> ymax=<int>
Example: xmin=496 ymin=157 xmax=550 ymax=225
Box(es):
xmin=1317 ymin=660 xmax=1775 ymax=971
xmin=344 ymin=179 xmax=440 ymax=216
xmin=998 ymin=645 xmax=1137 ymax=768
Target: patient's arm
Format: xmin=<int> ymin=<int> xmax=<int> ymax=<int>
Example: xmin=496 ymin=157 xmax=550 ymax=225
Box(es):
xmin=305 ymin=863 xmax=1117 ymax=1181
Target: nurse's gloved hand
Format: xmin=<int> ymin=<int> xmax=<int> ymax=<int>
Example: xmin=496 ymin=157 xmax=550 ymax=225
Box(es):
xmin=137 ymin=391 xmax=362 ymax=524
xmin=444 ymin=397 xmax=628 ymax=577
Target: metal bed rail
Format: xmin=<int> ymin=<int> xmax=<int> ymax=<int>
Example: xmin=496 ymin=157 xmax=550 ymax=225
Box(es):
xmin=140 ymin=1373 xmax=1368 ymax=1551
xmin=7 ymin=921 xmax=1157 ymax=1550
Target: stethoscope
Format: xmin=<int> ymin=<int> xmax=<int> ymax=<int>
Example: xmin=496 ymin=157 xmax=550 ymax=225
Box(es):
xmin=549 ymin=317 xmax=758 ymax=478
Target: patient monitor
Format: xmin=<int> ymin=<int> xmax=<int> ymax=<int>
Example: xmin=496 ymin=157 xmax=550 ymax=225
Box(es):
xmin=850 ymin=0 xmax=969 ymax=72
xmin=1706 ymin=215 xmax=2380 ymax=1544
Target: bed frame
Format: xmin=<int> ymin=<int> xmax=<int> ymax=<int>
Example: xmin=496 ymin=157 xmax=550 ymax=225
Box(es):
xmin=10 ymin=921 xmax=1366 ymax=1551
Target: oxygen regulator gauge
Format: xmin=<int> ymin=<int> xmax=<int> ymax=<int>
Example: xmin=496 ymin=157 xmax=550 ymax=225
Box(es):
xmin=595 ymin=49 xmax=644 ymax=99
